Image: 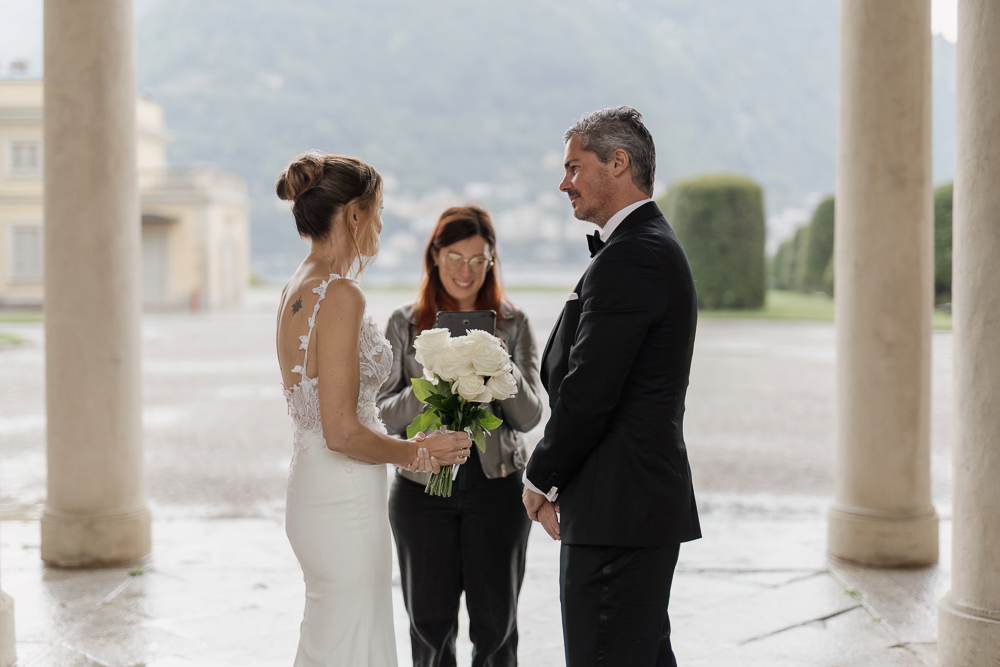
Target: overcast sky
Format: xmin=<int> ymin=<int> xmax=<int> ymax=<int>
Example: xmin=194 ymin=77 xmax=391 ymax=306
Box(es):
xmin=0 ymin=0 xmax=961 ymax=78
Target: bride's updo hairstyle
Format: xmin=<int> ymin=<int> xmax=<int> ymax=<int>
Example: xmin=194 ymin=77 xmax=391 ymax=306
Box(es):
xmin=276 ymin=151 xmax=383 ymax=274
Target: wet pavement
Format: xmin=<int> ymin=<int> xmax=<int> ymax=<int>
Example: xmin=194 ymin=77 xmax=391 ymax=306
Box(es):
xmin=0 ymin=287 xmax=955 ymax=666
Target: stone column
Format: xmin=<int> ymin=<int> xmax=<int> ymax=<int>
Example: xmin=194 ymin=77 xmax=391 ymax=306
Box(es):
xmin=41 ymin=0 xmax=150 ymax=566
xmin=0 ymin=589 xmax=13 ymax=667
xmin=939 ymin=1 xmax=1000 ymax=662
xmin=828 ymin=0 xmax=937 ymax=566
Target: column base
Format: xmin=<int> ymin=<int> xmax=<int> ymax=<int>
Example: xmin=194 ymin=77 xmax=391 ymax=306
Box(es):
xmin=827 ymin=503 xmax=938 ymax=566
xmin=939 ymin=593 xmax=1000 ymax=666
xmin=0 ymin=590 xmax=14 ymax=667
xmin=41 ymin=507 xmax=151 ymax=567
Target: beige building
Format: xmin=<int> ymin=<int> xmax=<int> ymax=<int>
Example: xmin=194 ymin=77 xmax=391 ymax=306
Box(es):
xmin=0 ymin=79 xmax=249 ymax=310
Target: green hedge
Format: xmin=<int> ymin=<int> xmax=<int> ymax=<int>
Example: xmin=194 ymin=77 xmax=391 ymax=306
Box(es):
xmin=800 ymin=197 xmax=835 ymax=294
xmin=661 ymin=173 xmax=766 ymax=309
xmin=771 ymin=196 xmax=835 ymax=295
xmin=773 ymin=225 xmax=807 ymax=291
xmin=821 ymin=254 xmax=834 ymax=296
xmin=934 ymin=183 xmax=953 ymax=304
xmin=773 ymin=239 xmax=794 ymax=290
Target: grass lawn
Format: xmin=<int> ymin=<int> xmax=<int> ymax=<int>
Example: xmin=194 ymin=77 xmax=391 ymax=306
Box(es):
xmin=700 ymin=290 xmax=952 ymax=330
xmin=0 ymin=311 xmax=42 ymax=345
xmin=0 ymin=331 xmax=26 ymax=346
xmin=0 ymin=311 xmax=43 ymax=323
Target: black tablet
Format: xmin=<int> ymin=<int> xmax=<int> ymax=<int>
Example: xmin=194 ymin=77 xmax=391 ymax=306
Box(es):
xmin=435 ymin=310 xmax=497 ymax=337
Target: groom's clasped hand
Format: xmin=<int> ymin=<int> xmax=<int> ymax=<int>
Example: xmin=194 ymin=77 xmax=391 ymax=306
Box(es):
xmin=523 ymin=488 xmax=560 ymax=540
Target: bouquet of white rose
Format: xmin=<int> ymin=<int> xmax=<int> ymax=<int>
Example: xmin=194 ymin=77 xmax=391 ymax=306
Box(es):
xmin=406 ymin=327 xmax=518 ymax=497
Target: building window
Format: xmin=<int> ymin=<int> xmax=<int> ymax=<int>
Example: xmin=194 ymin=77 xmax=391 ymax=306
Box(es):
xmin=7 ymin=223 xmax=43 ymax=284
xmin=5 ymin=139 xmax=42 ymax=177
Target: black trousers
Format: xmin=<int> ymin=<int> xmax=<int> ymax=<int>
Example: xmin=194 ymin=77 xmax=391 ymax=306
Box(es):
xmin=560 ymin=542 xmax=681 ymax=667
xmin=389 ymin=447 xmax=532 ymax=667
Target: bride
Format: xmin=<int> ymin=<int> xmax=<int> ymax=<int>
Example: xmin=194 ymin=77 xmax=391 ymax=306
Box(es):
xmin=275 ymin=151 xmax=472 ymax=666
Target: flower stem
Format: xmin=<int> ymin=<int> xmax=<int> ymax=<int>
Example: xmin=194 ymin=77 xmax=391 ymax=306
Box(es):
xmin=424 ymin=465 xmax=455 ymax=497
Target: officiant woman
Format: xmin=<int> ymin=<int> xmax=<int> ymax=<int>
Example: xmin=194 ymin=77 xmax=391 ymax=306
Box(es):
xmin=378 ymin=205 xmax=544 ymax=667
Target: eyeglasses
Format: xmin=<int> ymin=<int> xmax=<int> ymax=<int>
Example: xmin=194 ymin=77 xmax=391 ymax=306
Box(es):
xmin=441 ymin=252 xmax=494 ymax=273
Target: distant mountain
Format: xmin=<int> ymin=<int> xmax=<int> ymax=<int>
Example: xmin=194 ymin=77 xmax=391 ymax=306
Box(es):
xmin=134 ymin=0 xmax=956 ymax=276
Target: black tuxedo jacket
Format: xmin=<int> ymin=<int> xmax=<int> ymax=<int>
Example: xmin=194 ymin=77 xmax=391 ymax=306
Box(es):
xmin=526 ymin=201 xmax=701 ymax=547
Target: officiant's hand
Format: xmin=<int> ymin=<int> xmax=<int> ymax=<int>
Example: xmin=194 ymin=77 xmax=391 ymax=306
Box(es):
xmin=420 ymin=429 xmax=472 ymax=465
xmin=523 ymin=488 xmax=560 ymax=540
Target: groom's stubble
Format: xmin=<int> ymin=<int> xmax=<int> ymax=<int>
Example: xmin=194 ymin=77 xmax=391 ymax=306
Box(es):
xmin=569 ymin=163 xmax=617 ymax=227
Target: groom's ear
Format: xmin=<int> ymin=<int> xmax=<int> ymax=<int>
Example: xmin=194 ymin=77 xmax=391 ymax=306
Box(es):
xmin=610 ymin=148 xmax=631 ymax=178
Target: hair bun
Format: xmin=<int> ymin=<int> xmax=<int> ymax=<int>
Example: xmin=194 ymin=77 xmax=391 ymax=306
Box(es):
xmin=276 ymin=151 xmax=326 ymax=201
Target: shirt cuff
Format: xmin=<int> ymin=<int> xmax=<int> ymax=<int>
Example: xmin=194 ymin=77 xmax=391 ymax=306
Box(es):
xmin=522 ymin=470 xmax=559 ymax=502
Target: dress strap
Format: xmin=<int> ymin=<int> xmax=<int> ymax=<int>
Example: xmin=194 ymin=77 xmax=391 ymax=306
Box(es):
xmin=291 ymin=273 xmax=341 ymax=378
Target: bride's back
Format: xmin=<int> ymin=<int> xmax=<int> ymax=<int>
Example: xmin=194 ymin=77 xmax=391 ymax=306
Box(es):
xmin=276 ymin=263 xmax=332 ymax=389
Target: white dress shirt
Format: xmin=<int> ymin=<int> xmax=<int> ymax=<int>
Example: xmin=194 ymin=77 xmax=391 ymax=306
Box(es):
xmin=523 ymin=198 xmax=655 ymax=501
xmin=598 ymin=198 xmax=653 ymax=244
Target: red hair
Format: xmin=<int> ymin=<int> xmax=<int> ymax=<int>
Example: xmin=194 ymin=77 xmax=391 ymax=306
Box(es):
xmin=414 ymin=206 xmax=508 ymax=333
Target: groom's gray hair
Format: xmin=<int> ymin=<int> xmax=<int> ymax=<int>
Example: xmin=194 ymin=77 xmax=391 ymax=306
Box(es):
xmin=564 ymin=106 xmax=656 ymax=197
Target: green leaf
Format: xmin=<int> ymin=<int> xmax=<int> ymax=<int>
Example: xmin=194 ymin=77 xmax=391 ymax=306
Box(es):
xmin=473 ymin=426 xmax=486 ymax=452
xmin=406 ymin=408 xmax=438 ymax=439
xmin=438 ymin=380 xmax=453 ymax=397
xmin=424 ymin=394 xmax=449 ymax=410
xmin=477 ymin=412 xmax=502 ymax=431
xmin=410 ymin=378 xmax=437 ymax=403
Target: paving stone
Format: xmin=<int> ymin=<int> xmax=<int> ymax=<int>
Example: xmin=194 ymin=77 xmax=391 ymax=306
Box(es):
xmin=684 ymin=606 xmax=905 ymax=667
xmin=673 ymin=572 xmax=862 ymax=661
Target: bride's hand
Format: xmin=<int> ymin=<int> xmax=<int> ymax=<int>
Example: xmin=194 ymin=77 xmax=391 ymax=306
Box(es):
xmin=403 ymin=445 xmax=441 ymax=474
xmin=421 ymin=429 xmax=472 ymax=466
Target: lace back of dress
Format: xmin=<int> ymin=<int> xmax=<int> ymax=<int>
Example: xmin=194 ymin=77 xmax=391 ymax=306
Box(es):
xmin=283 ymin=273 xmax=394 ymax=462
xmin=284 ymin=274 xmax=341 ymax=438
xmin=290 ymin=276 xmax=334 ymax=383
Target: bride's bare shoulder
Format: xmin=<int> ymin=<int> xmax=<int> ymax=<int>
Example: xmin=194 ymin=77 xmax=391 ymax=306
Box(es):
xmin=318 ymin=277 xmax=365 ymax=317
xmin=282 ymin=269 xmax=342 ymax=302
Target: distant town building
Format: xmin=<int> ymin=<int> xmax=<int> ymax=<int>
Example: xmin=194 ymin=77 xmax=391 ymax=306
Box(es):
xmin=0 ymin=79 xmax=250 ymax=309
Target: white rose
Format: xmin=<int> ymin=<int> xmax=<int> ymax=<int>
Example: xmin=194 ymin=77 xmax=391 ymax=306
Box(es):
xmin=453 ymin=373 xmax=494 ymax=403
xmin=439 ymin=338 xmax=477 ymax=379
xmin=486 ymin=372 xmax=518 ymax=401
xmin=464 ymin=329 xmax=510 ymax=376
xmin=413 ymin=328 xmax=452 ymax=369
xmin=428 ymin=345 xmax=475 ymax=382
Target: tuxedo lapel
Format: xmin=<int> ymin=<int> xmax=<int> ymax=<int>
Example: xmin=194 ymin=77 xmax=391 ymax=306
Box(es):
xmin=540 ymin=276 xmax=585 ymax=393
xmin=539 ymin=308 xmax=562 ymax=390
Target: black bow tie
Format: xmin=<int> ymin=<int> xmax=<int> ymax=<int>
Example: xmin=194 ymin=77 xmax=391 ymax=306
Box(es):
xmin=587 ymin=231 xmax=605 ymax=258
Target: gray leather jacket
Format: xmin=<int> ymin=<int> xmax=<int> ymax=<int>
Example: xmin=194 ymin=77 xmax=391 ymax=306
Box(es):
xmin=377 ymin=302 xmax=544 ymax=483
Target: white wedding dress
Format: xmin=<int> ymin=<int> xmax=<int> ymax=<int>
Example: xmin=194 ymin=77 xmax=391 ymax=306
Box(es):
xmin=283 ymin=273 xmax=397 ymax=666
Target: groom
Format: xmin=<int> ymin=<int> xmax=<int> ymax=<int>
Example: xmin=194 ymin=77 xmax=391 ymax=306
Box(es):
xmin=523 ymin=107 xmax=701 ymax=667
